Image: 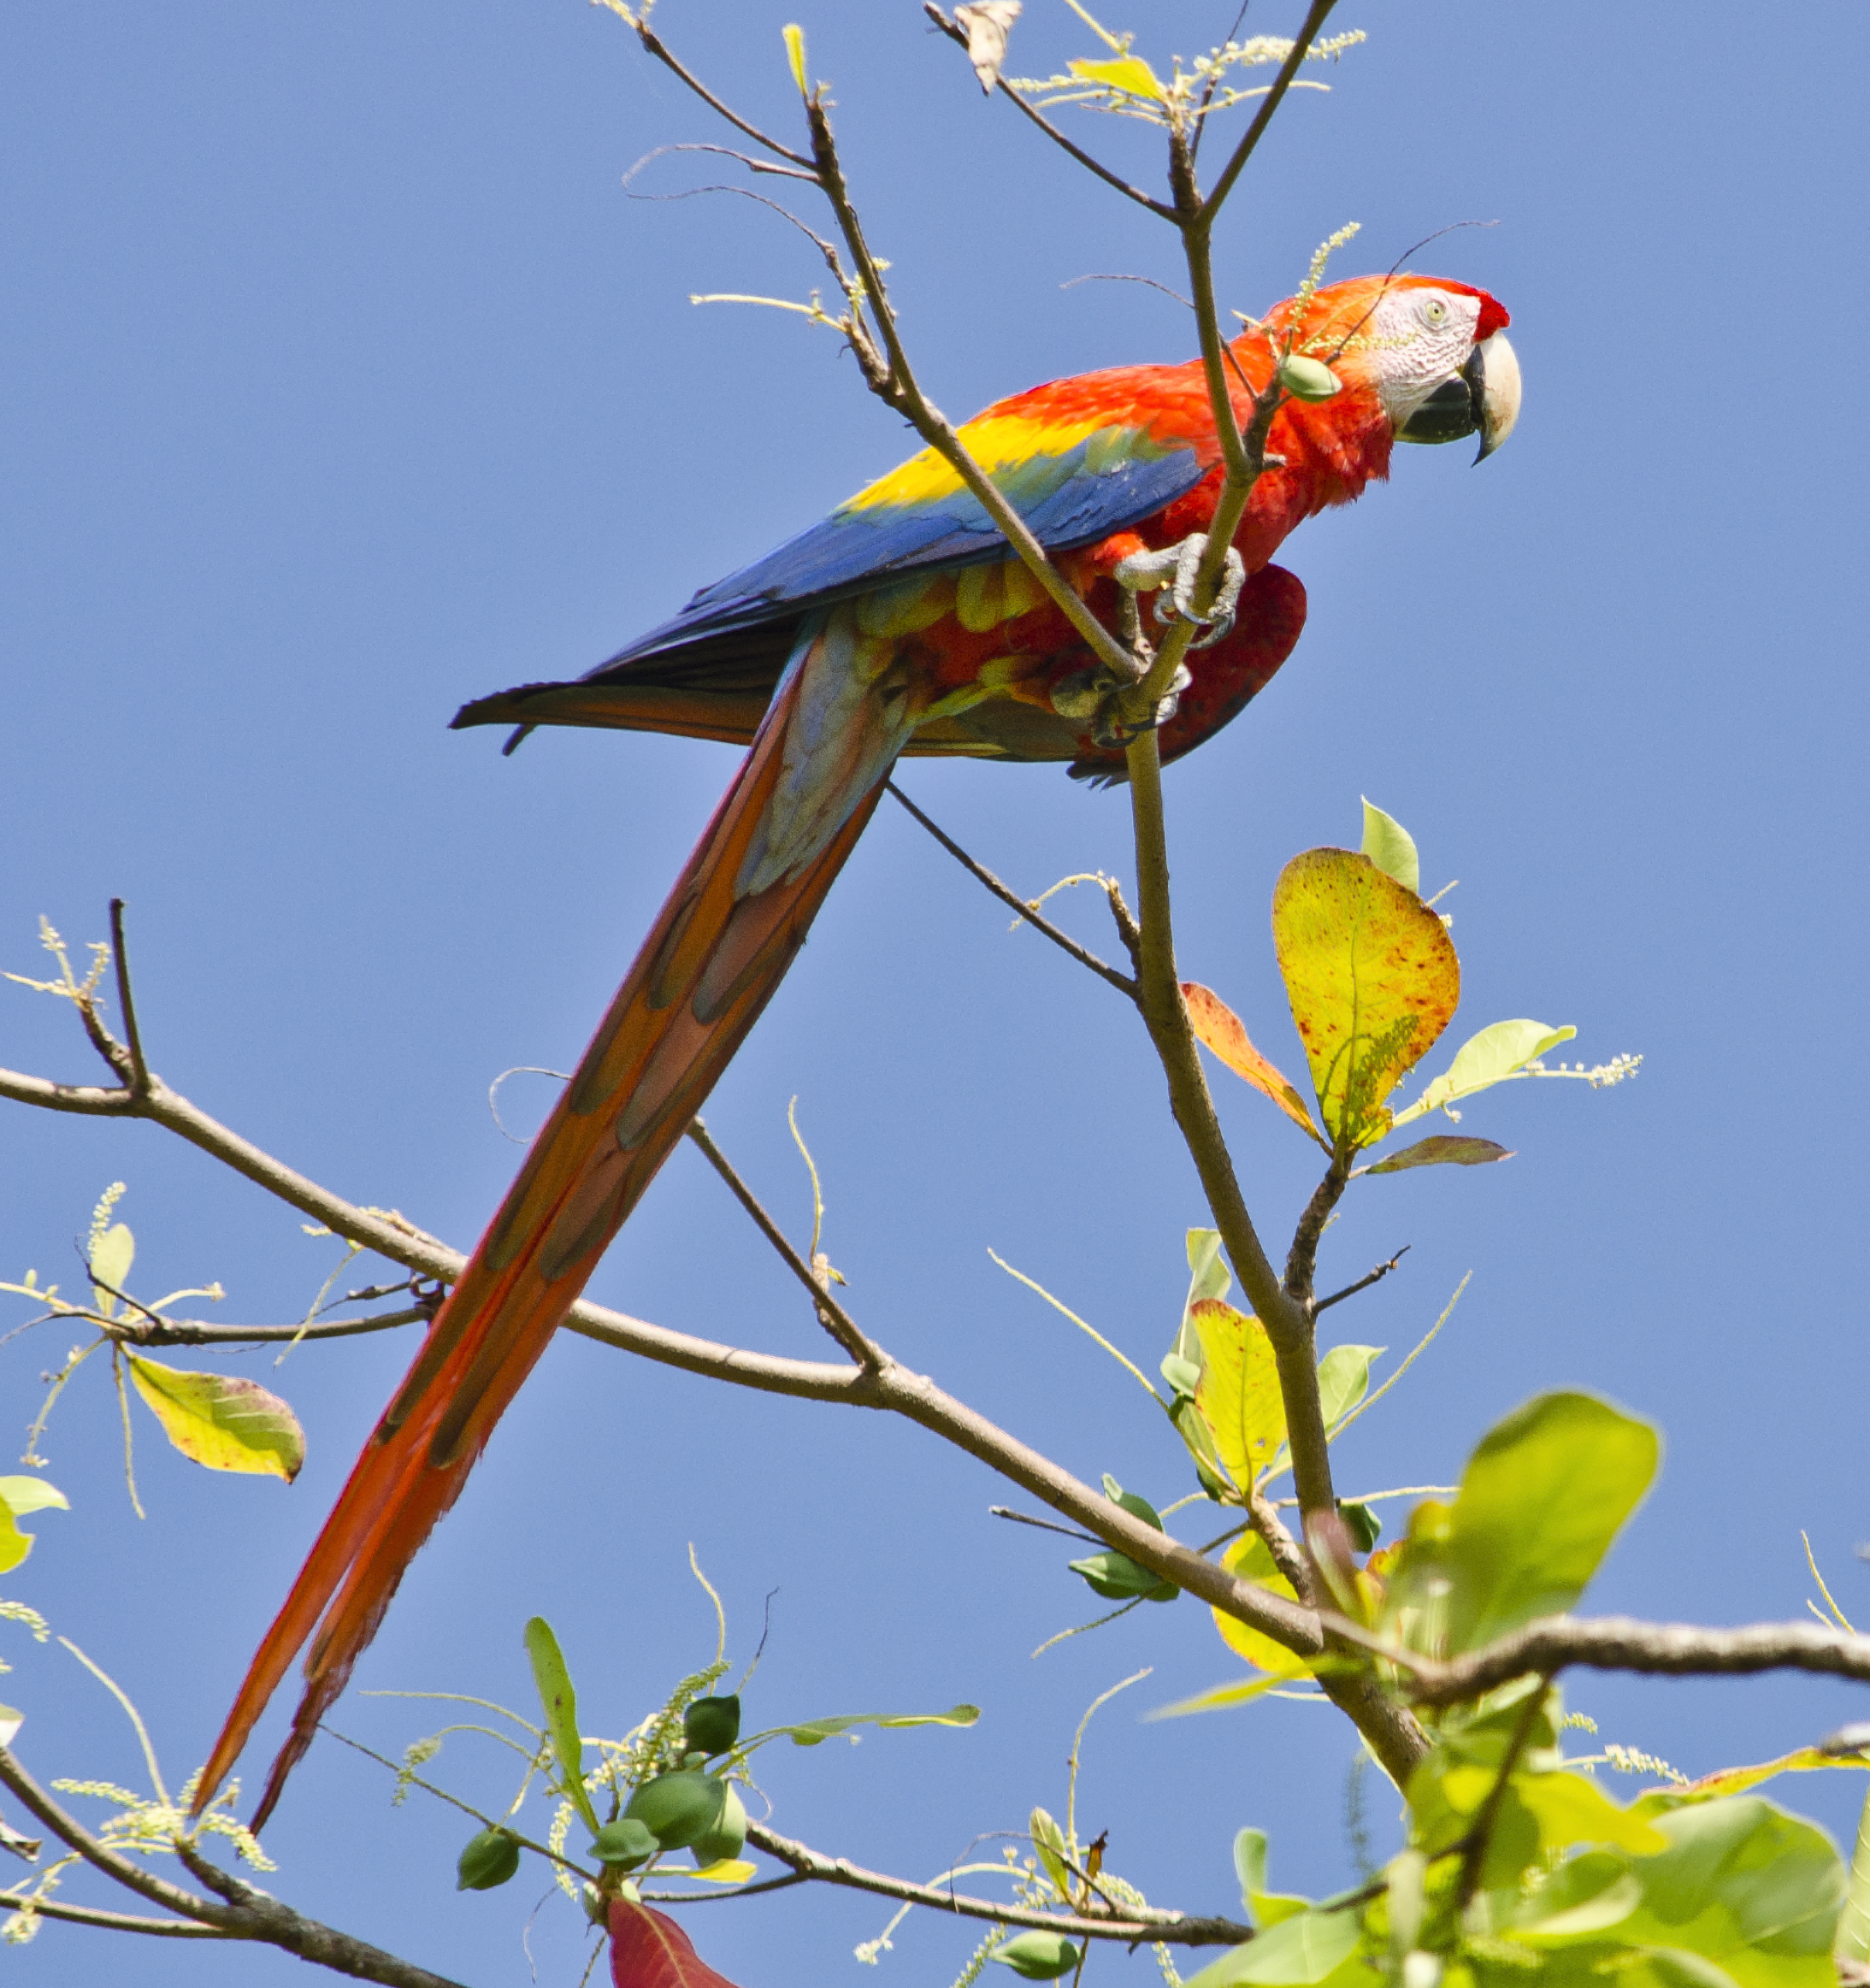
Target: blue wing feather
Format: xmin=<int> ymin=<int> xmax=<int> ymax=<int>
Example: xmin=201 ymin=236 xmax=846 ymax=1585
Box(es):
xmin=599 ymin=434 xmax=1203 ymax=673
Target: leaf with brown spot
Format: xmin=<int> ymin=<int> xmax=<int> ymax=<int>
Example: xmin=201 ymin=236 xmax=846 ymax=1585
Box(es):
xmin=124 ymin=1354 xmax=304 ymax=1483
xmin=1181 ymin=983 xmax=1326 ymax=1146
xmin=1271 ymin=849 xmax=1460 ymax=1151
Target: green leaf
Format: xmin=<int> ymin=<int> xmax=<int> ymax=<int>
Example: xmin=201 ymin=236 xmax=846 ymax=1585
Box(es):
xmin=764 ymin=1704 xmax=980 ymax=1747
xmin=1510 ymin=1849 xmax=1644 ymax=1939
xmin=1317 ymin=1346 xmax=1381 ymax=1431
xmin=1185 ymin=1904 xmax=1363 ymax=1986
xmin=89 ymin=1221 xmax=134 ymax=1317
xmin=1516 ymin=1771 xmax=1672 ymax=1856
xmin=1391 ymin=1018 xmax=1578 ymax=1129
xmin=523 ymin=1617 xmax=599 ymax=1834
xmin=0 ymin=1478 xmax=68 ymax=1518
xmin=1272 ymin=849 xmax=1460 ymax=1150
xmin=1232 ymin=1828 xmax=1315 ymax=1928
xmin=1192 ymin=1300 xmax=1285 ymax=1492
xmin=1614 ymin=1798 xmax=1845 ymax=1988
xmin=1069 ymin=1549 xmax=1177 ymax=1602
xmin=1360 ymin=799 xmax=1420 ymax=895
xmin=1066 ymin=53 xmax=1164 ymax=99
xmin=1166 ymin=1228 xmax=1232 ymax=1382
xmin=0 ymin=1707 xmax=21 ymax=1749
xmin=1360 ymin=1136 xmax=1513 ymax=1176
xmin=1384 ymin=1392 xmax=1658 ymax=1653
xmin=124 ymin=1354 xmax=304 ymax=1482
xmin=0 ymin=1477 xmax=68 ymax=1576
xmin=1030 ymin=1806 xmax=1073 ymax=1902
xmin=1837 ymin=1785 xmax=1870 ymax=1965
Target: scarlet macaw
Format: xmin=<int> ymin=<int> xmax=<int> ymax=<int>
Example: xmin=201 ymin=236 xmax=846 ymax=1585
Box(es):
xmin=198 ymin=272 xmax=1519 ymax=1826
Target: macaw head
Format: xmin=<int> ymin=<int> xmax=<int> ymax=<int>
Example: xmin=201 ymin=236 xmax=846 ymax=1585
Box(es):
xmin=1269 ymin=272 xmax=1521 ymax=463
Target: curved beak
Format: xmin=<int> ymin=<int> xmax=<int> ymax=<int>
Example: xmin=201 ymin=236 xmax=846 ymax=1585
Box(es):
xmin=1471 ymin=330 xmax=1521 ymax=463
xmin=1396 ymin=330 xmax=1523 ymax=464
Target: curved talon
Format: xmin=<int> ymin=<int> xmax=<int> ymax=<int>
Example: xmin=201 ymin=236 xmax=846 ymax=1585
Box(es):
xmin=1090 ymin=660 xmax=1192 ymax=748
xmin=1113 ymin=533 xmax=1248 ymax=650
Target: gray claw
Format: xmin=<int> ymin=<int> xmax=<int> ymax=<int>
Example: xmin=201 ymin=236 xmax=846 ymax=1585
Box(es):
xmin=1112 ymin=534 xmax=1248 ymax=650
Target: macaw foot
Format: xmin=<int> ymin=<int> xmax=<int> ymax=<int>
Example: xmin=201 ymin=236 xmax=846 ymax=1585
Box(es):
xmin=1050 ymin=658 xmax=1192 ymax=747
xmin=1112 ymin=533 xmax=1248 ymax=650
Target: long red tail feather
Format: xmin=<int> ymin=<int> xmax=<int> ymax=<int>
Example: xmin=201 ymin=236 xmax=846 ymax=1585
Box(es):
xmin=196 ymin=670 xmax=883 ymax=1826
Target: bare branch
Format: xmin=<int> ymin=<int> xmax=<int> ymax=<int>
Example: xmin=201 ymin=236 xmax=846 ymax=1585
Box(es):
xmin=609 ymin=9 xmax=816 ymax=170
xmin=1386 ymin=1614 xmax=1870 ymax=1708
xmin=922 ymin=5 xmax=1177 ymax=220
xmin=0 ymin=1749 xmax=472 ymax=1985
xmin=107 ymin=900 xmax=150 ymax=1100
xmin=1192 ymin=0 xmax=1342 ymax=234
xmin=119 ymin=1307 xmax=431 ymax=1348
xmin=684 ymin=1118 xmax=882 ymax=1367
xmin=745 ymin=1820 xmax=1250 ymax=1946
xmin=0 ymin=1891 xmax=232 ymax=1938
xmin=797 ymin=92 xmax=1140 ymax=686
xmin=886 ymin=783 xmax=1138 ymax=1000
xmin=1314 ymin=1248 xmax=1409 ymax=1315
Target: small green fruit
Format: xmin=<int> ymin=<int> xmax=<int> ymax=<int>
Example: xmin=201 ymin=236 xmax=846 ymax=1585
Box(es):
xmin=1277 ymin=353 xmax=1342 ymax=402
xmin=589 ymin=1817 xmax=659 ymax=1868
xmin=683 ymin=1695 xmax=741 ymax=1757
xmin=624 ymin=1770 xmax=727 ymax=1850
xmin=692 ymin=1784 xmax=748 ymax=1868
xmin=1069 ymin=1549 xmax=1177 ymax=1603
xmin=456 ymin=1826 xmax=521 ymax=1891
xmin=990 ymin=1931 xmax=1082 ymax=1979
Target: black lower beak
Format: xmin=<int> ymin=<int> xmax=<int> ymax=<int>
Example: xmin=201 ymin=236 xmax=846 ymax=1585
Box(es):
xmin=1398 ymin=344 xmax=1488 ymax=450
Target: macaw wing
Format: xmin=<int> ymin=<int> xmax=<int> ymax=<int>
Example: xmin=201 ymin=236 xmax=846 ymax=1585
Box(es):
xmin=453 ymin=411 xmax=1206 ymax=742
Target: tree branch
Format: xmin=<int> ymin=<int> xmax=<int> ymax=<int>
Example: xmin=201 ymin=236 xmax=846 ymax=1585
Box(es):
xmin=0 ymin=1749 xmax=472 ymax=1985
xmin=0 ymin=1891 xmax=233 ymax=1938
xmin=684 ymin=1118 xmax=881 ymax=1367
xmin=744 ymin=1820 xmax=1250 ymax=1946
xmin=1386 ymin=1615 xmax=1870 ymax=1708
xmin=920 ymin=5 xmax=1177 ymax=221
xmin=886 ymin=782 xmax=1138 ymax=999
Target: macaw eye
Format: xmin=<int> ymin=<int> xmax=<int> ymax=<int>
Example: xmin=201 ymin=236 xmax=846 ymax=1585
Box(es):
xmin=1420 ymin=296 xmax=1449 ymax=328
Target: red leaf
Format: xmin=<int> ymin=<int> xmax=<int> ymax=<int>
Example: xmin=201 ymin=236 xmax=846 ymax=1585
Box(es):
xmin=609 ymin=1900 xmax=746 ymax=1988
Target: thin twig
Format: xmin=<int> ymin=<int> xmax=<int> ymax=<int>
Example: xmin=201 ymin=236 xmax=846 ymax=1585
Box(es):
xmin=1191 ymin=0 xmax=1342 ymax=234
xmin=115 ymin=1306 xmax=430 ymax=1348
xmin=921 ymin=5 xmax=1177 ymax=219
xmin=886 ymin=783 xmax=1137 ymax=1000
xmin=1457 ymin=1684 xmax=1548 ymax=1907
xmin=616 ymin=10 xmax=815 ymax=170
xmin=743 ymin=1820 xmax=1248 ymax=1946
xmin=1314 ymin=1248 xmax=1409 ymax=1315
xmin=0 ymin=1891 xmax=233 ymax=1938
xmin=684 ymin=1119 xmax=882 ymax=1368
xmin=107 ymin=900 xmax=149 ymax=1100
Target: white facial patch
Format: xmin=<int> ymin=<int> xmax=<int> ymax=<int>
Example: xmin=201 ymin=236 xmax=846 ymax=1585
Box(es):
xmin=1359 ymin=287 xmax=1484 ymax=432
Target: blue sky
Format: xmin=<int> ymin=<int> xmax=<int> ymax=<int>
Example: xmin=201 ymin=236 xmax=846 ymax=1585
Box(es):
xmin=3 ymin=3 xmax=1869 ymax=1984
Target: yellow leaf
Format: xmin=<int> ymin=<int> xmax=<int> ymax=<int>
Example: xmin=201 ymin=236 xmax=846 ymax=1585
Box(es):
xmin=125 ymin=1354 xmax=304 ymax=1482
xmin=1212 ymin=1531 xmax=1312 ymax=1676
xmin=0 ymin=1507 xmax=31 ymax=1577
xmin=782 ymin=22 xmax=808 ymax=95
xmin=689 ymin=1859 xmax=758 ymax=1885
xmin=1067 ymin=53 xmax=1165 ymax=100
xmin=1182 ymin=983 xmax=1325 ymax=1144
xmin=1272 ymin=848 xmax=1460 ymax=1149
xmin=1679 ymin=1748 xmax=1870 ymax=1799
xmin=1191 ymin=1299 xmax=1285 ymax=1492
